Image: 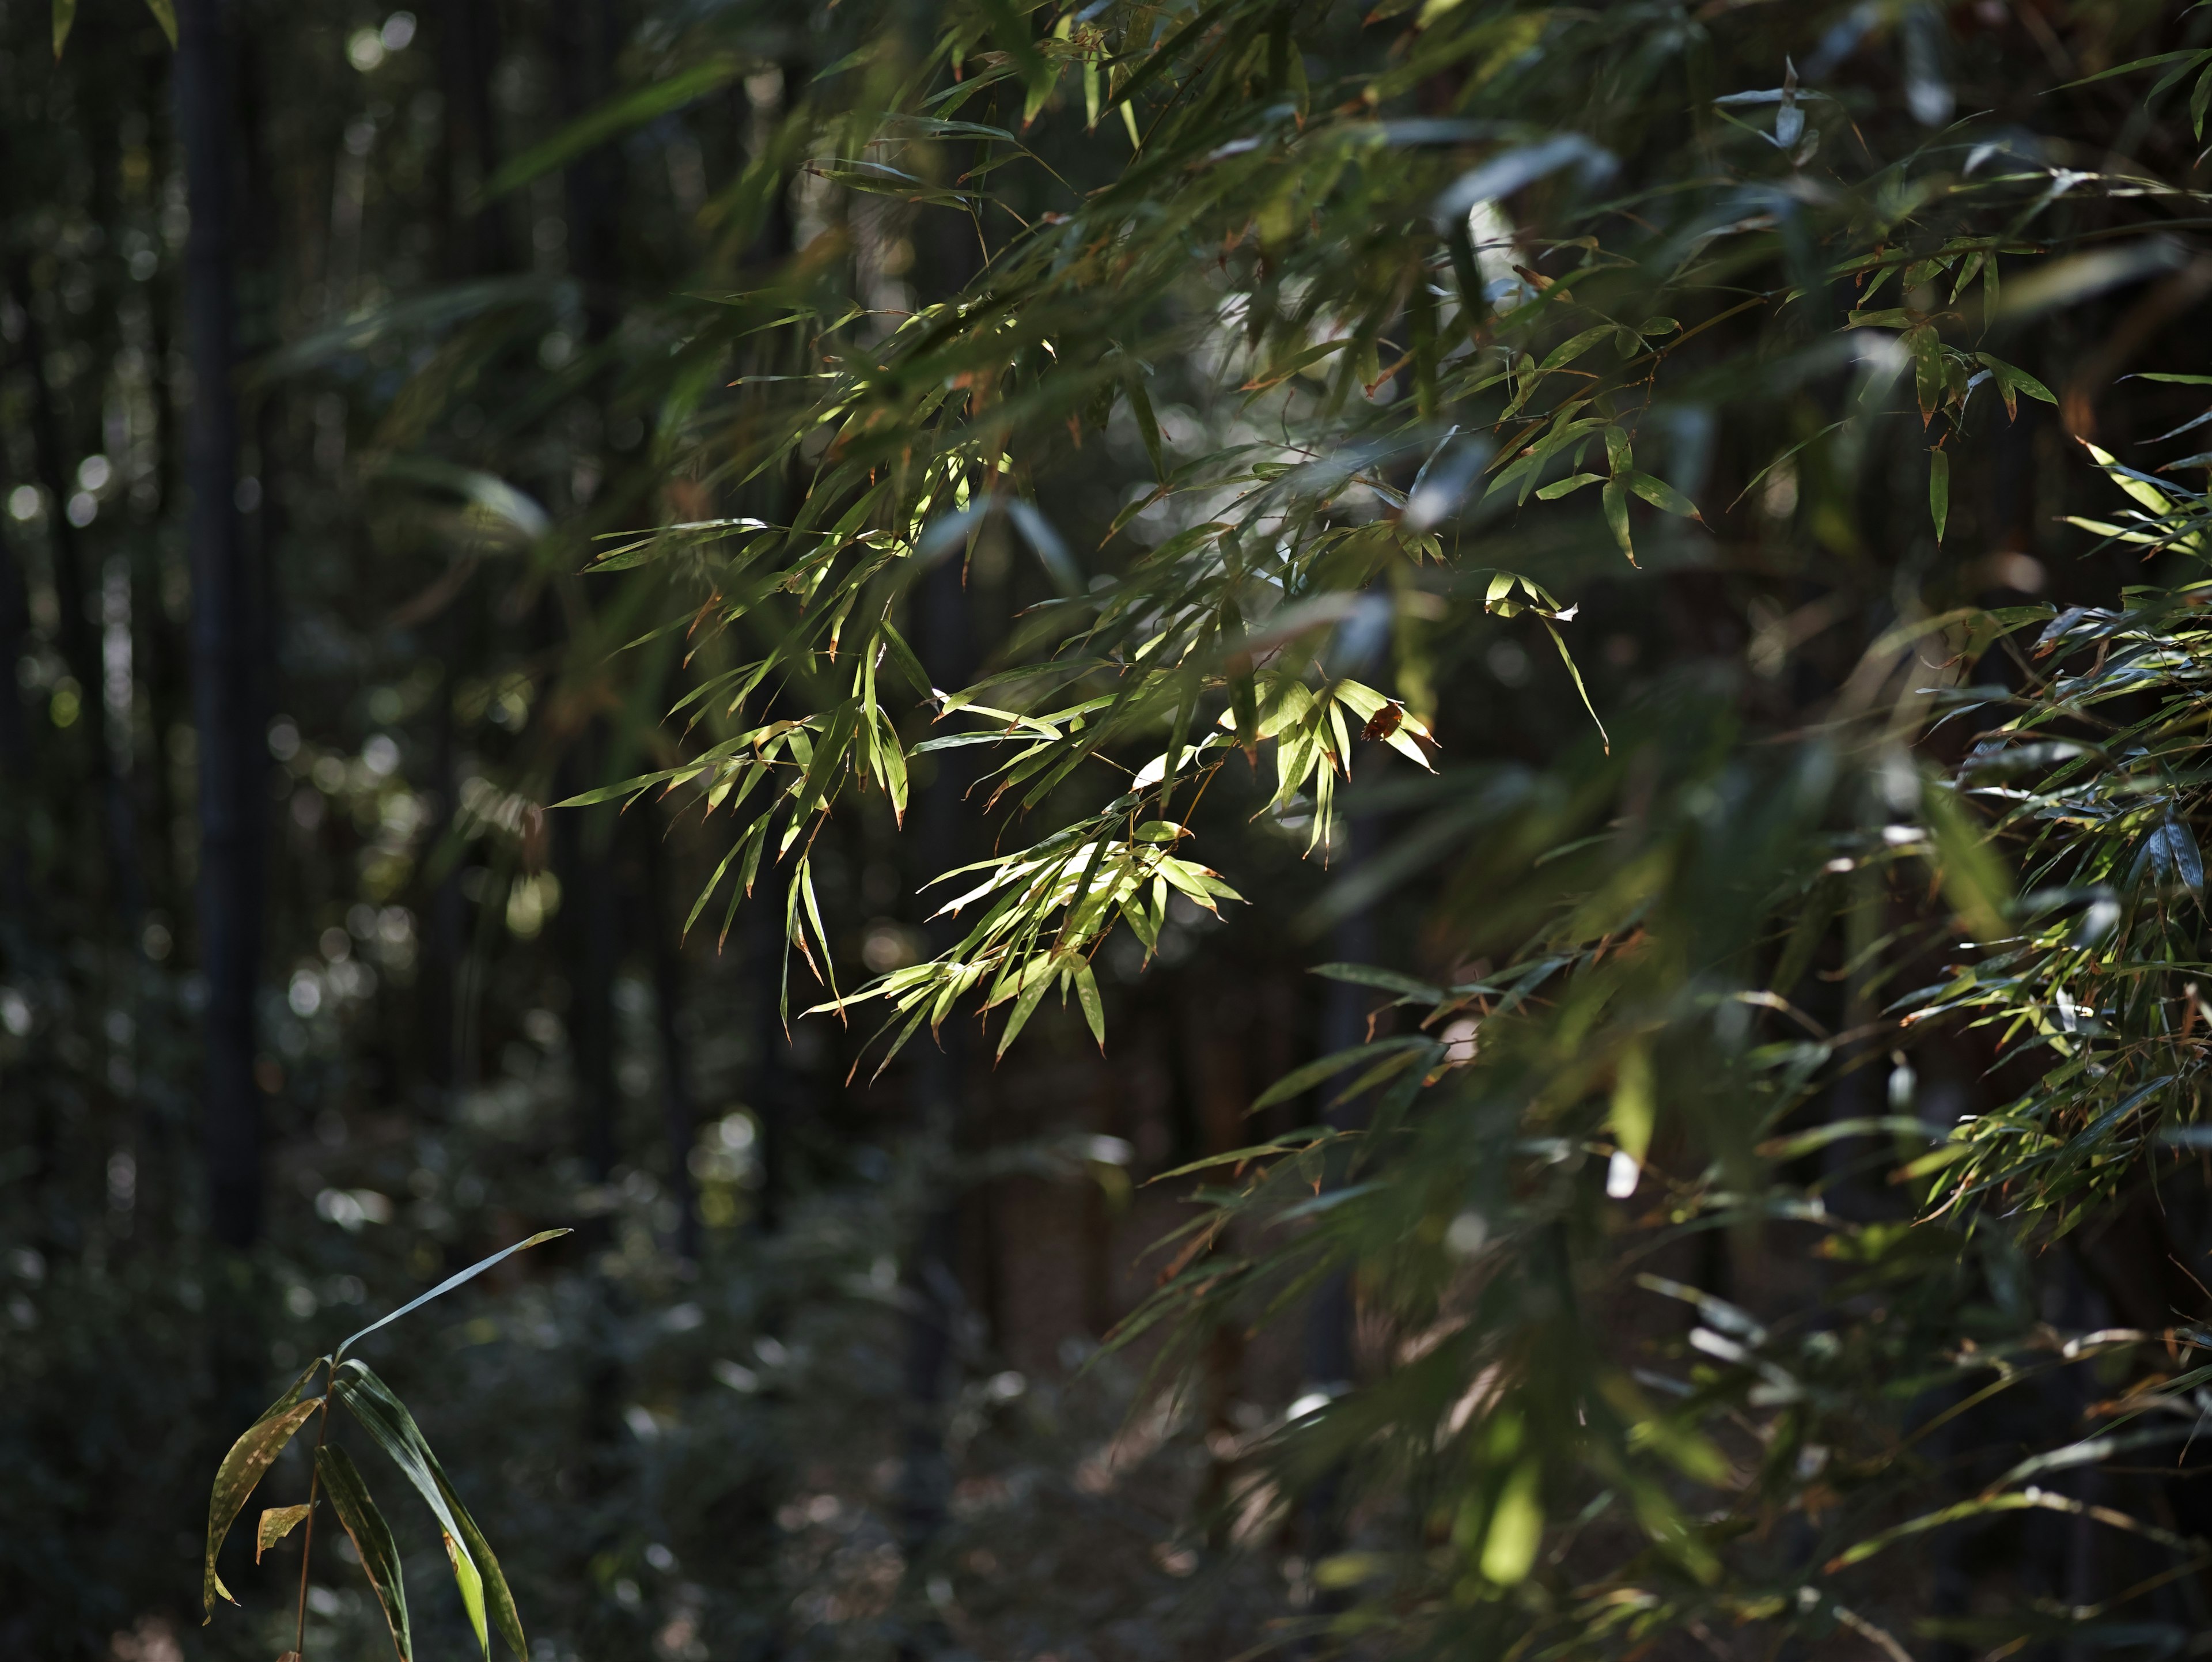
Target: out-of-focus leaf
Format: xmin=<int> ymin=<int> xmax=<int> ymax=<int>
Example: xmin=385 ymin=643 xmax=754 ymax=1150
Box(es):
xmin=1480 ymin=1460 xmax=1544 ymax=1583
xmin=1923 ymin=781 xmax=2010 ymax=940
xmin=1311 ymin=962 xmax=1445 ymax=1002
xmin=1432 ymin=135 xmax=1616 ymax=222
xmin=483 ymin=56 xmax=745 ymax=200
xmin=1252 ymin=1038 xmax=1434 ymax=1111
xmin=1929 ymin=448 xmax=1949 ymax=542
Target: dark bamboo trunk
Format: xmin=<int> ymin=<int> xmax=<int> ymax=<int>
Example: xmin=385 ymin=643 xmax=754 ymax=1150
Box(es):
xmin=643 ymin=811 xmax=700 ymax=1261
xmin=177 ymin=0 xmax=263 ymax=1251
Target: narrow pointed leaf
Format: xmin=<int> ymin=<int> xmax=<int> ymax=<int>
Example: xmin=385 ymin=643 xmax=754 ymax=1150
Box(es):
xmin=336 ymin=1229 xmax=570 ymax=1361
xmin=317 ymin=1444 xmax=412 ymax=1662
xmin=333 ymin=1361 xmax=520 ymax=1659
xmin=445 ymin=1532 xmax=490 ymax=1659
xmin=203 ymin=1397 xmax=324 ymax=1619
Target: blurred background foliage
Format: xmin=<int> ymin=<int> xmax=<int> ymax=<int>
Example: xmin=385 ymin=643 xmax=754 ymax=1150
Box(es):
xmin=12 ymin=1 xmax=2212 ymax=1661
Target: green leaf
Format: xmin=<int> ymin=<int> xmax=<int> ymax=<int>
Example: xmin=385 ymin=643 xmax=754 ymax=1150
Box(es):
xmin=2055 ymin=47 xmax=2202 ymax=91
xmin=317 ymin=1444 xmax=412 ymax=1662
xmin=51 ymin=0 xmax=74 ymax=56
xmin=1310 ymin=962 xmax=1445 ymax=1002
xmin=484 ymin=57 xmax=745 ymax=200
xmin=1251 ymin=1037 xmax=1433 ymax=1111
xmin=142 ymin=0 xmax=176 ymax=46
xmin=1542 ymin=621 xmax=1609 ymax=754
xmin=204 ymin=1396 xmax=324 ymax=1618
xmin=995 ymin=961 xmax=1058 ymax=1058
xmin=256 ymin=1504 xmax=314 ymax=1563
xmin=1123 ymin=361 xmax=1164 ymax=480
xmin=1601 ymin=478 xmax=1633 ymax=563
xmin=1534 ymin=472 xmax=1604 ymax=501
xmin=1073 ymin=956 xmax=1105 ymax=1049
xmin=1929 ymin=449 xmax=1950 ymax=542
xmin=1905 ymin=325 xmax=1943 ymax=426
xmin=331 ymin=1362 xmax=502 ymax=1659
xmin=336 ymin=1229 xmax=570 ymax=1361
xmin=1627 ymin=472 xmax=1702 ymax=521
xmin=1923 ymin=781 xmax=2010 ymax=940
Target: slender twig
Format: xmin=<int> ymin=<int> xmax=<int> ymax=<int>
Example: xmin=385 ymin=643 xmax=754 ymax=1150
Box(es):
xmin=293 ymin=1358 xmax=335 ymax=1661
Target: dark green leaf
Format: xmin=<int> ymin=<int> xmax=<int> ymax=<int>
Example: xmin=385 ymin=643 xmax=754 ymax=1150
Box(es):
xmin=331 ymin=1362 xmax=501 ymax=1658
xmin=317 ymin=1444 xmax=412 ymax=1662
xmin=484 ymin=58 xmax=746 ymax=200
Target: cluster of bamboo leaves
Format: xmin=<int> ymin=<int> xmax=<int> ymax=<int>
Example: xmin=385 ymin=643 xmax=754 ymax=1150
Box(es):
xmin=465 ymin=0 xmax=2212 ymax=1652
xmin=1912 ymin=441 xmax=2212 ymax=1239
xmin=200 ymin=1232 xmax=566 ymax=1662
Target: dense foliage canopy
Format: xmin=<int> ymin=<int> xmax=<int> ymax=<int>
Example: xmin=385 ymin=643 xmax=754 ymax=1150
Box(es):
xmin=13 ymin=1 xmax=2212 ymax=1659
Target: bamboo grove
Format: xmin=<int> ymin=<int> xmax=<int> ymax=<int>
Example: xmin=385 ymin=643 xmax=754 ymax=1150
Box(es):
xmin=530 ymin=0 xmax=2212 ymax=1653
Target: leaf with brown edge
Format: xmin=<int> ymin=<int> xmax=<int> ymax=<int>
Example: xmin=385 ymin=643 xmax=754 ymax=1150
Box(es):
xmin=317 ymin=1444 xmax=411 ymax=1662
xmin=202 ymin=1396 xmax=323 ymax=1620
xmin=256 ymin=1504 xmax=313 ymax=1563
xmin=445 ymin=1531 xmax=490 ymax=1659
xmin=436 ymin=1465 xmax=527 ymax=1660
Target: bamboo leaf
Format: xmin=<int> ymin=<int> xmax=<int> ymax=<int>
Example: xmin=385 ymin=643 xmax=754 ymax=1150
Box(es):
xmin=484 ymin=58 xmax=746 ymax=200
xmin=203 ymin=1397 xmax=324 ymax=1619
xmin=256 ymin=1504 xmax=314 ymax=1563
xmin=1601 ymin=478 xmax=1633 ymax=563
xmin=1073 ymin=956 xmax=1105 ymax=1049
xmin=317 ymin=1445 xmax=412 ymax=1662
xmin=330 ymin=1361 xmax=514 ymax=1659
xmin=335 ymin=1229 xmax=570 ymax=1361
xmin=445 ymin=1532 xmax=490 ymax=1660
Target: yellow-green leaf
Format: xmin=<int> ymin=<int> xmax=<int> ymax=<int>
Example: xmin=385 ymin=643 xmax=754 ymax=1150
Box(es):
xmin=256 ymin=1504 xmax=313 ymax=1563
xmin=445 ymin=1533 xmax=490 ymax=1659
xmin=203 ymin=1396 xmax=323 ymax=1619
xmin=1480 ymin=1459 xmax=1545 ymax=1583
xmin=1611 ymin=1042 xmax=1654 ymax=1164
